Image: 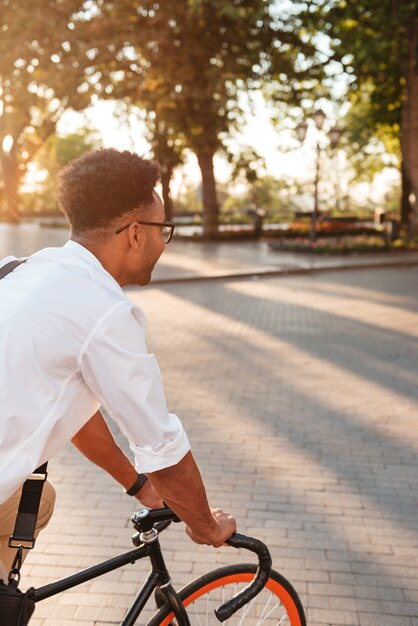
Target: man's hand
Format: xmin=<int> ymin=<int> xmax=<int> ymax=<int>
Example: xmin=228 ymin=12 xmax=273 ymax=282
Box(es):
xmin=136 ymin=479 xmax=164 ymax=509
xmin=147 ymin=452 xmax=237 ymax=549
xmin=185 ymin=507 xmax=236 ymax=547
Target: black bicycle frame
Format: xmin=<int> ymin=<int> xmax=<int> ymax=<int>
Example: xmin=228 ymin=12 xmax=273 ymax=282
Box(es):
xmin=32 ymin=538 xmax=186 ymax=626
xmin=30 ymin=508 xmax=272 ymax=625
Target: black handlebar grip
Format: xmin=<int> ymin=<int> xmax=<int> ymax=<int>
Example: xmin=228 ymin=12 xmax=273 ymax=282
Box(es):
xmin=214 ymin=533 xmax=272 ymax=622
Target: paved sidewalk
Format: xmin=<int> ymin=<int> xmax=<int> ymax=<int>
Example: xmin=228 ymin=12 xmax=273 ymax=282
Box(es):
xmin=22 ymin=266 xmax=418 ymax=626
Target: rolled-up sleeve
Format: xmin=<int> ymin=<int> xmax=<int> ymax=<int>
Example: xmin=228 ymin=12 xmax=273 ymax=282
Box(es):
xmin=79 ymin=302 xmax=190 ymax=473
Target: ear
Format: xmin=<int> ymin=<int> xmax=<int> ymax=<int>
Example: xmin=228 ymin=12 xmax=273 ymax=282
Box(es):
xmin=127 ymin=223 xmax=142 ymax=248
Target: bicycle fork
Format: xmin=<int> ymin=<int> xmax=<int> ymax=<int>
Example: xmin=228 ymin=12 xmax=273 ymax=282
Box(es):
xmin=121 ymin=527 xmax=190 ymax=626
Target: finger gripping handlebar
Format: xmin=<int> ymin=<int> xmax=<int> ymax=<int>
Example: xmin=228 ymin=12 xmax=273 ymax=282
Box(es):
xmin=214 ymin=533 xmax=272 ymax=623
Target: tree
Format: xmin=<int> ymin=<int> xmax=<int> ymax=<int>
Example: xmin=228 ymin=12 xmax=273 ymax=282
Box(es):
xmin=77 ymin=0 xmax=323 ymax=235
xmin=227 ymin=145 xmax=266 ymax=207
xmin=341 ymin=85 xmax=399 ymax=177
xmin=342 ymin=87 xmax=415 ymax=223
xmin=146 ymin=117 xmax=185 ymax=221
xmin=0 ymin=0 xmax=90 ymax=222
xmin=301 ymin=0 xmax=418 ymax=231
xmin=22 ymin=127 xmax=102 ymax=215
xmin=221 ymin=174 xmax=312 ymax=221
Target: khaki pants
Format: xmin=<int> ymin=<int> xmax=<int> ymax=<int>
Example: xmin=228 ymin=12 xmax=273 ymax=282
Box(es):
xmin=0 ymin=480 xmax=56 ymax=581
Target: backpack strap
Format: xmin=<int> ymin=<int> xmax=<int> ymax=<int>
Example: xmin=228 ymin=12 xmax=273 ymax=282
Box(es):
xmin=0 ymin=257 xmax=48 ymax=581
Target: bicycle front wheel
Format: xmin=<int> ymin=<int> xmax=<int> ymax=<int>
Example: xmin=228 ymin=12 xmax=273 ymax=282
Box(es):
xmin=147 ymin=563 xmax=306 ymax=626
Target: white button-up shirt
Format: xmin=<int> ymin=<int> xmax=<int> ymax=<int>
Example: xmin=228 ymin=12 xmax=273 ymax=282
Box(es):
xmin=0 ymin=240 xmax=190 ymax=504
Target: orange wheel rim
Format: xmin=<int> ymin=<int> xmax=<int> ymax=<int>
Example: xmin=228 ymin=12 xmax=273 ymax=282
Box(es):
xmin=159 ymin=573 xmax=302 ymax=626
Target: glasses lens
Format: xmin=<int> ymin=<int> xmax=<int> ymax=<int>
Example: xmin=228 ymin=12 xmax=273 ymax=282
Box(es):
xmin=161 ymin=225 xmax=172 ymax=243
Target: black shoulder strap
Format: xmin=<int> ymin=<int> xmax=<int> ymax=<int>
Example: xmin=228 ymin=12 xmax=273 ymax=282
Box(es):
xmin=0 ymin=258 xmax=27 ymax=279
xmin=0 ymin=257 xmax=48 ymax=578
xmin=8 ymin=464 xmax=49 ymax=552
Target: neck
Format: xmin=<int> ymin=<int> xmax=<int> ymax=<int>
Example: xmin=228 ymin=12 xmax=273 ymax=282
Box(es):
xmin=70 ymin=235 xmax=127 ymax=286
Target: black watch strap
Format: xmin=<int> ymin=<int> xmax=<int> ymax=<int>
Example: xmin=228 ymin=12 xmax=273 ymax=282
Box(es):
xmin=124 ymin=473 xmax=148 ymax=496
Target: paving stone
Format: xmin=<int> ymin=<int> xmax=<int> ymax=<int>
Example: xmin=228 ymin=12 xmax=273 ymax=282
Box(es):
xmin=308 ymin=607 xmax=360 ymax=624
xmin=359 ymin=613 xmax=413 ymax=626
xmin=308 ymin=582 xmax=355 ymax=597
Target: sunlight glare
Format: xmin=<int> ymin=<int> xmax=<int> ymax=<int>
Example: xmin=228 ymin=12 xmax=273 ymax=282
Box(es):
xmin=2 ymin=134 xmax=14 ymax=153
xmin=21 ymin=163 xmax=48 ymax=193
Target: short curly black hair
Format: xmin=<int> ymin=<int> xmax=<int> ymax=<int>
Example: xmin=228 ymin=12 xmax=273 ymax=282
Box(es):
xmin=56 ymin=148 xmax=161 ymax=231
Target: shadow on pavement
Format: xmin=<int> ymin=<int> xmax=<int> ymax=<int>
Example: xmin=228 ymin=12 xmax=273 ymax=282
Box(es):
xmin=138 ymin=269 xmax=418 ymax=611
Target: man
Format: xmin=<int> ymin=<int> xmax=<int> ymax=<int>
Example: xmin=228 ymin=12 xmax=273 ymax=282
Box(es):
xmin=0 ymin=148 xmax=236 ymax=581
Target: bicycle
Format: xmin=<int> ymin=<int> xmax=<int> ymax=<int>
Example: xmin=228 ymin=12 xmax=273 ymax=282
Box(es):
xmin=31 ymin=507 xmax=306 ymax=625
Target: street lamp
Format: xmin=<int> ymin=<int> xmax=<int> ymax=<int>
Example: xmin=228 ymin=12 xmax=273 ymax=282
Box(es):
xmin=295 ymin=110 xmax=343 ymax=242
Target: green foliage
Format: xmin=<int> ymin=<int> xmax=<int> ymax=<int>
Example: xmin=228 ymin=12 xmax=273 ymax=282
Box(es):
xmin=220 ymin=175 xmax=312 ymax=222
xmin=338 ymin=84 xmax=400 ymax=182
xmin=21 ymin=128 xmax=102 ymax=215
xmin=87 ymin=0 xmax=324 ymax=151
xmin=173 ymin=184 xmax=203 ymax=215
xmin=299 ymin=0 xmax=418 ymax=224
xmin=38 ymin=127 xmax=102 ymax=170
xmin=76 ymin=0 xmax=325 ymax=232
xmin=227 ymin=146 xmax=266 ymax=186
xmin=0 ymin=0 xmax=92 ymax=220
xmin=303 ymin=0 xmax=410 ymax=106
xmin=302 ymin=1 xmax=417 ymax=143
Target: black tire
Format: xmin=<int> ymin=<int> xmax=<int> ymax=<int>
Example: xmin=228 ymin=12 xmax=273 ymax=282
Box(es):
xmin=147 ymin=563 xmax=306 ymax=626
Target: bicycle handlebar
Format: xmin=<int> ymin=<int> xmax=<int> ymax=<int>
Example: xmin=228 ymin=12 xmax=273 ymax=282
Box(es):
xmin=131 ymin=509 xmax=272 ymax=622
xmin=132 ymin=507 xmax=180 ymax=534
xmin=214 ymin=533 xmax=272 ymax=622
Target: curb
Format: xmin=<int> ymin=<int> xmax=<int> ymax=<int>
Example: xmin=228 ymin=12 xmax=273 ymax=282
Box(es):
xmin=148 ymin=257 xmax=418 ymax=286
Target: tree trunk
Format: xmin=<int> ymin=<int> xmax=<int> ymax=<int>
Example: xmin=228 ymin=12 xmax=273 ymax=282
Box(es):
xmin=400 ymin=161 xmax=412 ymax=226
xmin=400 ymin=20 xmax=418 ymax=234
xmin=196 ymin=151 xmax=219 ymax=237
xmin=0 ymin=148 xmax=21 ymax=223
xmin=161 ymin=164 xmax=174 ymax=221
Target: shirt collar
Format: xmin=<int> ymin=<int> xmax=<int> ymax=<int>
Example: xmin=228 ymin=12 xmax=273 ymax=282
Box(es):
xmin=63 ymin=240 xmax=124 ymax=295
xmin=63 ymin=240 xmax=105 ymax=271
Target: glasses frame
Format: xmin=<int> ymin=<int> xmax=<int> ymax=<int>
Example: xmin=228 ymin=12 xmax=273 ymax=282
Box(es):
xmin=115 ymin=220 xmax=175 ymax=243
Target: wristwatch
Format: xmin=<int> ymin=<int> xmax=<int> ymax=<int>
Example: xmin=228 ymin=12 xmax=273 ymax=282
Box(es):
xmin=124 ymin=473 xmax=148 ymax=496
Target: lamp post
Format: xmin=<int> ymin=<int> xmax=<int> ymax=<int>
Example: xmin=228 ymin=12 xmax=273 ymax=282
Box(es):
xmin=296 ymin=110 xmax=343 ymax=242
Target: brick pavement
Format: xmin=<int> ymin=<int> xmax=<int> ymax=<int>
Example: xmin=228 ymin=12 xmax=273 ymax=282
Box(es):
xmin=23 ymin=266 xmax=418 ymax=625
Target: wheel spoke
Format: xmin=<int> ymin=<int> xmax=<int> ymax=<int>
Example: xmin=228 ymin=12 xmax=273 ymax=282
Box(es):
xmin=277 ymin=611 xmax=289 ymax=625
xmin=193 ymin=600 xmax=202 ymax=626
xmin=238 ymin=595 xmax=257 ymax=625
xmin=255 ymin=601 xmax=282 ymax=625
xmin=255 ymin=592 xmax=272 ymax=624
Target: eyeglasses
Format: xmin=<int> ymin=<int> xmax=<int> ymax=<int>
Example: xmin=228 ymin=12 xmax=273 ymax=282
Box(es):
xmin=115 ymin=220 xmax=175 ymax=244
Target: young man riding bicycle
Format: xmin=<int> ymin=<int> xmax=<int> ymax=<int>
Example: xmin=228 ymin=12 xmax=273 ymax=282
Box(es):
xmin=0 ymin=148 xmax=236 ymax=582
